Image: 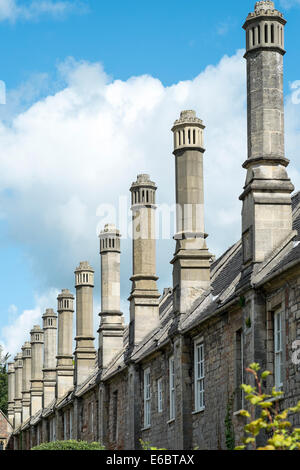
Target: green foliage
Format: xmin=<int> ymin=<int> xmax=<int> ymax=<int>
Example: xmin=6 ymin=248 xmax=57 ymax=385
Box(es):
xmin=235 ymin=363 xmax=300 ymax=450
xmin=0 ymin=345 xmax=9 ymax=415
xmin=31 ymin=440 xmax=105 ymax=450
xmin=225 ymin=392 xmax=235 ymax=450
xmin=245 ymin=317 xmax=251 ymax=328
xmin=140 ymin=439 xmax=166 ymax=450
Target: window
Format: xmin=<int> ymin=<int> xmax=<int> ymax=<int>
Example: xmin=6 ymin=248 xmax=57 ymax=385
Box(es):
xmin=89 ymin=402 xmax=94 ymax=434
xmin=194 ymin=342 xmax=205 ymax=412
xmin=157 ymin=378 xmax=163 ymax=413
xmin=50 ymin=418 xmax=56 ymax=442
xmin=274 ymin=311 xmax=283 ymax=391
xmin=144 ymin=368 xmax=151 ymax=428
xmin=113 ymin=391 xmax=118 ymax=442
xmin=235 ymin=330 xmax=244 ymax=410
xmin=169 ymin=357 xmax=175 ymax=420
xmin=63 ymin=413 xmax=67 ymax=440
xmin=69 ymin=409 xmax=73 ymax=440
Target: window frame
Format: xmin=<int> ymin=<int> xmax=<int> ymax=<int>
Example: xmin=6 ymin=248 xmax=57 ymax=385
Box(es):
xmin=144 ymin=368 xmax=151 ymax=428
xmin=194 ymin=341 xmax=205 ymax=413
xmin=274 ymin=310 xmax=283 ymax=391
xmin=157 ymin=377 xmax=163 ymax=413
xmin=169 ymin=356 xmax=175 ymax=421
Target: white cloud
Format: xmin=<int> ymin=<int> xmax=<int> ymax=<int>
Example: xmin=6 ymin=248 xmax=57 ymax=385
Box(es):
xmin=0 ymin=50 xmax=299 ymax=356
xmin=0 ymin=289 xmax=59 ymax=357
xmin=0 ymin=0 xmax=86 ymax=22
xmin=280 ymin=0 xmax=300 ymax=8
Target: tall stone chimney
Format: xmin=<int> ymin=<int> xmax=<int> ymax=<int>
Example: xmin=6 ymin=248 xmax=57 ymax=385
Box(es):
xmin=7 ymin=362 xmax=15 ymax=426
xmin=74 ymin=262 xmax=96 ymax=387
xmin=21 ymin=342 xmax=31 ymax=423
xmin=13 ymin=353 xmax=23 ymax=427
xmin=56 ymin=289 xmax=74 ymax=399
xmin=171 ymin=110 xmax=212 ymax=314
xmin=129 ymin=174 xmax=160 ymax=345
xmin=42 ymin=309 xmax=57 ymax=407
xmin=240 ymin=1 xmax=294 ymax=266
xmin=30 ymin=325 xmax=44 ymax=416
xmin=98 ymin=224 xmax=124 ymax=369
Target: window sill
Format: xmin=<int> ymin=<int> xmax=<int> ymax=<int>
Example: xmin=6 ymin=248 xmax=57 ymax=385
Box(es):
xmin=141 ymin=426 xmax=151 ymax=432
xmin=233 ymin=410 xmax=246 ymax=417
xmin=167 ymin=418 xmax=175 ymax=425
xmin=192 ymin=407 xmax=205 ymax=415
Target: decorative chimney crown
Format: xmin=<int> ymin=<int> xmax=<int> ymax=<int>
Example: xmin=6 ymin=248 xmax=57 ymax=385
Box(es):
xmin=172 ymin=110 xmax=205 ymax=152
xmin=74 ymin=261 xmax=94 ymax=287
xmin=14 ymin=352 xmax=23 ymax=368
xmin=243 ymin=1 xmax=285 ymax=52
xmin=99 ymin=224 xmax=121 ymax=253
xmin=130 ymin=174 xmax=157 ymax=207
xmin=42 ymin=308 xmax=57 ymax=329
xmin=30 ymin=325 xmax=44 ymax=343
xmin=22 ymin=342 xmax=32 ymax=358
xmin=57 ymin=289 xmax=74 ymax=312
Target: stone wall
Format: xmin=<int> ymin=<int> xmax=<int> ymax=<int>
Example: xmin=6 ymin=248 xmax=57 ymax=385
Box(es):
xmin=8 ymin=277 xmax=300 ymax=451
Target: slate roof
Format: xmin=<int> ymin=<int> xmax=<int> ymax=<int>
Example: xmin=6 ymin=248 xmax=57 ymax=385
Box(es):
xmin=102 ymin=192 xmax=300 ymax=380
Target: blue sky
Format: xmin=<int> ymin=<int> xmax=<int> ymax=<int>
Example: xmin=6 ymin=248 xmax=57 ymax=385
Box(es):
xmin=0 ymin=0 xmax=300 ymax=356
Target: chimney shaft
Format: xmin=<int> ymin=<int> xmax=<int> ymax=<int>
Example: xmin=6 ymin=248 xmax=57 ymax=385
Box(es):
xmin=42 ymin=309 xmax=57 ymax=407
xmin=128 ymin=174 xmax=160 ymax=345
xmin=56 ymin=290 xmax=74 ymax=399
xmin=240 ymin=1 xmax=294 ymax=266
xmin=21 ymin=342 xmax=31 ymax=423
xmin=74 ymin=262 xmax=96 ymax=387
xmin=14 ymin=353 xmax=23 ymax=428
xmin=98 ymin=224 xmax=124 ymax=369
xmin=30 ymin=326 xmax=44 ymax=417
xmin=7 ymin=362 xmax=15 ymax=427
xmin=171 ymin=111 xmax=212 ymax=313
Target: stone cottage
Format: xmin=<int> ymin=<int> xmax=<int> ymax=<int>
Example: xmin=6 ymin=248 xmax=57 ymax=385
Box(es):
xmin=7 ymin=1 xmax=300 ymax=450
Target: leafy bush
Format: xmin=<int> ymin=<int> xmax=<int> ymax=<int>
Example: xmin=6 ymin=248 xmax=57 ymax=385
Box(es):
xmin=235 ymin=363 xmax=300 ymax=450
xmin=31 ymin=440 xmax=105 ymax=450
xmin=140 ymin=439 xmax=166 ymax=450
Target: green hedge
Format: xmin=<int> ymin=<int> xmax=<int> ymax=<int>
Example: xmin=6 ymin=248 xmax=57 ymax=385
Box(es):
xmin=31 ymin=440 xmax=105 ymax=450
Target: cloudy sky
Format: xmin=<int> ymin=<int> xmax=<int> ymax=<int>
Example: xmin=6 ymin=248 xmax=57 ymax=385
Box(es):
xmin=0 ymin=0 xmax=299 ymax=357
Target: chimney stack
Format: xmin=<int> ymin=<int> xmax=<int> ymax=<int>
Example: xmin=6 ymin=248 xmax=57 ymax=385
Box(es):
xmin=21 ymin=342 xmax=31 ymax=423
xmin=129 ymin=174 xmax=160 ymax=345
xmin=171 ymin=110 xmax=212 ymax=313
xmin=42 ymin=309 xmax=57 ymax=407
xmin=30 ymin=326 xmax=44 ymax=416
xmin=74 ymin=262 xmax=96 ymax=387
xmin=56 ymin=290 xmax=74 ymax=399
xmin=240 ymin=1 xmax=294 ymax=266
xmin=7 ymin=362 xmax=15 ymax=426
xmin=98 ymin=224 xmax=124 ymax=369
xmin=14 ymin=353 xmax=23 ymax=427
